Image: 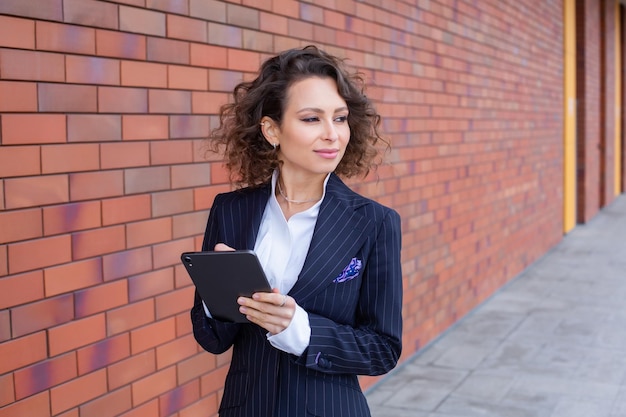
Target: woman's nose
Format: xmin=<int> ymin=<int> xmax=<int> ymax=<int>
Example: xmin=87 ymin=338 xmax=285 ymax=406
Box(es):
xmin=323 ymin=121 xmax=339 ymax=141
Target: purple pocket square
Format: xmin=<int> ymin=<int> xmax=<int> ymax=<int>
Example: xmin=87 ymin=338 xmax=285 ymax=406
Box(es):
xmin=333 ymin=258 xmax=362 ymax=283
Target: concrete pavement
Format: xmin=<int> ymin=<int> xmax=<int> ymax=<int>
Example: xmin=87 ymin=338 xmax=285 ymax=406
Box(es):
xmin=366 ymin=194 xmax=626 ymax=417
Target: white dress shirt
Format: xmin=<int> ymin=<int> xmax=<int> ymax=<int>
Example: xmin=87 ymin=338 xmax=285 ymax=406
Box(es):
xmin=204 ymin=170 xmax=329 ymax=356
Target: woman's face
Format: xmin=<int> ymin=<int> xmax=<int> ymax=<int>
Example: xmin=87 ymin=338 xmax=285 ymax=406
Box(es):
xmin=269 ymin=76 xmax=350 ymax=179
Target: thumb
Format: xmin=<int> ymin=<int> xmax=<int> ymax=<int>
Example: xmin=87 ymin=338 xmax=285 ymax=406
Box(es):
xmin=214 ymin=243 xmax=236 ymax=252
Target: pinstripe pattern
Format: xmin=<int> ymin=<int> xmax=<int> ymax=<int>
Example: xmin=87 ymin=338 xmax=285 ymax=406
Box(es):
xmin=191 ymin=173 xmax=402 ymax=417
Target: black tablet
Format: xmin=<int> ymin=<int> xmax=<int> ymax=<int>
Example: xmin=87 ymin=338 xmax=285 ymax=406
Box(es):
xmin=181 ymin=250 xmax=272 ymax=323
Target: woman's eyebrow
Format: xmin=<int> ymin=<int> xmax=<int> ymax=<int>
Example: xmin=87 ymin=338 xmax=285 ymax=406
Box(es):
xmin=296 ymin=106 xmax=349 ymax=114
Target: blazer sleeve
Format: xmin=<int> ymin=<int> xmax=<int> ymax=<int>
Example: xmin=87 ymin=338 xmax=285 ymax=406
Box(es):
xmin=297 ymin=208 xmax=403 ymax=376
xmin=190 ymin=194 xmax=242 ymax=354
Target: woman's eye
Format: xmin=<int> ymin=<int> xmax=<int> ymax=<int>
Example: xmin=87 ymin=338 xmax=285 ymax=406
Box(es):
xmin=301 ymin=117 xmax=319 ymax=122
xmin=335 ymin=116 xmax=348 ymax=123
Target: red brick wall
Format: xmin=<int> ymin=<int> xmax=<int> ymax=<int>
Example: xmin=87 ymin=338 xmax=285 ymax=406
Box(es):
xmin=1 ymin=0 xmax=568 ymax=416
xmin=602 ymin=0 xmax=616 ymax=207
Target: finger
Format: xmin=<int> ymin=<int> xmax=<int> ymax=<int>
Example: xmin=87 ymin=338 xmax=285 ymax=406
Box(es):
xmin=214 ymin=243 xmax=235 ymax=251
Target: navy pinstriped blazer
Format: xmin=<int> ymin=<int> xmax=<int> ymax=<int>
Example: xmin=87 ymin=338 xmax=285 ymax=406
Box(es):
xmin=191 ymin=173 xmax=402 ymax=417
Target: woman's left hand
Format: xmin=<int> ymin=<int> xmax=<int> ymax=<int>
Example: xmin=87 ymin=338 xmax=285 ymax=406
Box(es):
xmin=237 ymin=288 xmax=295 ymax=334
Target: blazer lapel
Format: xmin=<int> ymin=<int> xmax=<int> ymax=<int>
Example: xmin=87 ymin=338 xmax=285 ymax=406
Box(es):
xmin=289 ymin=175 xmax=375 ymax=304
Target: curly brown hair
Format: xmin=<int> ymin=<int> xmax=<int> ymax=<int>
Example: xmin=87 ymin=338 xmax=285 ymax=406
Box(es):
xmin=207 ymin=45 xmax=387 ymax=187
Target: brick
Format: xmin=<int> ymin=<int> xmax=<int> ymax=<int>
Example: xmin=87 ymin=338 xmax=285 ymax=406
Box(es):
xmin=209 ymin=69 xmax=244 ymax=92
xmin=100 ymin=142 xmax=150 ymax=169
xmin=0 ymin=145 xmax=40 ymax=179
xmin=125 ymin=166 xmax=171 ymax=194
xmin=122 ymin=115 xmax=169 ymax=140
xmin=191 ymin=91 xmax=229 ymax=114
xmin=107 ymin=348 xmax=156 ymax=390
xmin=1 ymin=114 xmax=66 ymax=145
xmin=41 ymin=143 xmax=100 ymax=174
xmin=0 ymin=372 xmax=14 ymax=407
xmin=226 ymin=4 xmax=259 ymax=28
xmin=0 ymin=15 xmax=35 ymax=49
xmin=48 ymin=314 xmax=106 ymax=356
xmin=69 ymin=170 xmax=124 ymax=201
xmin=128 ymin=267 xmax=174 ymax=302
xmin=174 ymin=262 xmax=192 ymax=288
xmin=190 ymin=44 xmax=228 ymax=68
xmin=152 ymin=238 xmax=194 ymax=269
xmin=102 ymin=247 xmax=152 ymax=282
xmin=159 ymin=379 xmax=200 ymax=416
xmin=96 ymin=29 xmax=146 ymax=60
xmin=189 ymin=0 xmax=226 ymax=21
xmin=0 ymin=0 xmax=62 ymax=20
xmin=200 ymin=364 xmax=227 ymax=396
xmin=170 ymin=115 xmax=210 ymax=138
xmin=176 ymin=311 xmax=193 ymax=337
xmin=67 ymin=115 xmax=122 ymax=142
xmin=0 ymin=81 xmax=38 ymax=112
xmin=79 ymin=386 xmax=132 ymax=417
xmin=131 ymin=317 xmax=176 ymax=355
xmin=106 ymin=299 xmax=155 ymax=336
xmin=0 ymin=391 xmax=50 ymax=417
xmin=179 ymin=395 xmax=218 ymax=417
xmin=0 ymin=310 xmax=9 ymax=342
xmin=150 ymin=139 xmax=194 ymax=165
xmin=177 ymin=352 xmax=215 ymax=384
xmin=193 ymin=184 xmax=232 ymax=210
xmin=102 ymin=194 xmax=151 ymax=226
xmin=208 ymin=22 xmax=242 ymax=48
xmin=50 ymin=369 xmax=107 ymax=415
xmin=38 ymin=83 xmax=97 ymax=113
xmin=75 ymin=279 xmax=128 ymax=318
xmin=210 ymin=162 xmax=230 ymax=184
xmin=119 ymin=5 xmax=166 ymax=37
xmin=259 ymin=11 xmax=288 ymax=35
xmin=4 ymin=175 xmax=69 ymax=210
xmin=242 ymin=28 xmax=273 ymax=51
xmin=227 ymin=49 xmax=261 ymax=72
xmin=168 ymin=65 xmax=209 ymax=90
xmin=126 ymin=217 xmax=172 ymax=249
xmin=98 ymin=86 xmax=147 ymax=113
xmin=0 ymin=270 xmax=44 ymax=310
xmin=172 ymin=163 xmax=211 ymax=188
xmin=151 ymin=189 xmax=194 ymax=217
xmin=167 ymin=14 xmax=207 ymax=43
xmin=117 ymin=399 xmax=159 ymax=417
xmin=131 ymin=365 xmax=177 ymax=405
xmin=147 ymin=38 xmax=189 ymax=64
xmin=156 ymin=286 xmax=194 ymax=319
xmin=72 ymin=225 xmax=126 ymax=259
xmin=8 ymin=235 xmax=71 ymax=274
xmin=77 ymin=333 xmax=130 ymax=375
xmin=0 ymin=245 xmax=6 ymax=276
xmin=11 ymin=293 xmax=73 ymax=337
xmin=14 ymin=352 xmax=77 ymax=399
xmin=149 ymin=89 xmax=192 ymax=114
xmin=120 ymin=60 xmax=168 ymax=88
xmin=44 ymin=258 xmax=103 ymax=297
xmin=0 ymin=49 xmax=65 ymax=82
xmin=148 ymin=0 xmax=188 ymax=13
xmin=63 ymin=0 xmax=119 ymax=30
xmin=0 ymin=331 xmax=47 ymax=374
xmin=155 ymin=334 xmax=197 ymax=370
xmin=173 ymin=210 xmax=208 ymax=239
xmin=66 ymin=55 xmax=120 ymax=85
xmin=43 ymin=201 xmax=102 ymax=236
xmin=0 ymin=208 xmax=42 ymax=244
xmin=36 ymin=21 xmax=95 ymax=54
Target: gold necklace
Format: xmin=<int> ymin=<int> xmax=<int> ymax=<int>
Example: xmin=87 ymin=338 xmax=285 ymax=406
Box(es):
xmin=277 ymin=180 xmax=320 ymax=204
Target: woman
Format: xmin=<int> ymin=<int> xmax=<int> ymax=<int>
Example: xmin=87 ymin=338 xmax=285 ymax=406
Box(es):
xmin=191 ymin=45 xmax=402 ymax=417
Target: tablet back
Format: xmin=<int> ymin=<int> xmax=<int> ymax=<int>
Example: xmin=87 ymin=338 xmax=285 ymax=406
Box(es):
xmin=181 ymin=250 xmax=271 ymax=323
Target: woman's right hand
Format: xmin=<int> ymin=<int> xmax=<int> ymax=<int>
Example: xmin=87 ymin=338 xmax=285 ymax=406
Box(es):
xmin=214 ymin=243 xmax=236 ymax=251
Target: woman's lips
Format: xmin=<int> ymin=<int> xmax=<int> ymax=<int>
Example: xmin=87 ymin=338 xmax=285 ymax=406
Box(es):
xmin=315 ymin=149 xmax=339 ymax=159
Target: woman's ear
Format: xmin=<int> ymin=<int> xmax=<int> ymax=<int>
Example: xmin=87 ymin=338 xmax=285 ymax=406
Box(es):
xmin=259 ymin=117 xmax=279 ymax=147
